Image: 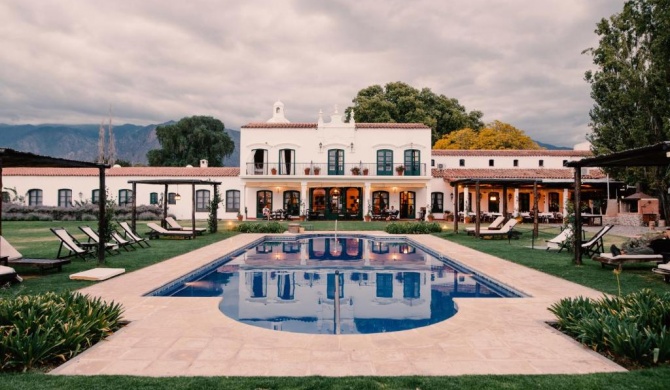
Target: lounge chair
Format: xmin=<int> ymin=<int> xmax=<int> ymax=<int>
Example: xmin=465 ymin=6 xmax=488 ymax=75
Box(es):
xmin=466 ymin=216 xmax=505 ymax=235
xmin=478 ymin=219 xmax=519 ymax=239
xmin=652 ymin=263 xmax=670 ymax=283
xmin=1 ymin=235 xmax=71 ymax=272
xmin=50 ymin=227 xmax=96 ymax=260
xmin=119 ymin=222 xmax=151 ymax=248
xmin=580 ymin=225 xmax=613 ymax=258
xmin=78 ymin=226 xmax=120 ymax=255
xmin=592 ymin=252 xmax=663 ymax=270
xmin=0 ymin=265 xmax=22 ymax=285
xmin=111 ymin=230 xmax=137 ymax=251
xmin=147 ymin=223 xmax=194 ymax=239
xmin=164 ymin=217 xmax=206 ymax=235
xmin=546 ymin=226 xmax=573 ymax=252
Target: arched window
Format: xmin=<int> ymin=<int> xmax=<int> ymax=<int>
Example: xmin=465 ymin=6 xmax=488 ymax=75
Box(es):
xmin=196 ymin=189 xmax=210 ymax=212
xmin=372 ymin=191 xmax=389 ymax=214
xmin=226 ymin=190 xmax=240 ymax=212
xmin=548 ymin=192 xmax=560 ymax=212
xmin=278 ymin=149 xmax=295 ymax=175
xmin=27 ymin=189 xmax=42 ymax=206
xmin=256 ymin=190 xmax=272 ymax=218
xmin=400 ymin=191 xmax=416 ymax=219
xmin=252 ymin=149 xmax=268 ymax=175
xmin=58 ymin=189 xmax=72 ymax=207
xmin=328 ymin=149 xmax=344 ymax=175
xmin=283 ymin=190 xmax=300 ymax=216
xmin=376 ymin=149 xmax=393 ymax=176
xmin=431 ymin=192 xmax=444 ymax=213
xmin=488 ymin=192 xmax=500 ymax=213
xmin=118 ymin=189 xmax=133 ymax=206
xmin=404 ymin=149 xmax=421 ymax=176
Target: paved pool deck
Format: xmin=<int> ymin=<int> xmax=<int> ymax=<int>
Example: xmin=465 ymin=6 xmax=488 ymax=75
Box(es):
xmin=51 ymin=232 xmax=625 ymax=377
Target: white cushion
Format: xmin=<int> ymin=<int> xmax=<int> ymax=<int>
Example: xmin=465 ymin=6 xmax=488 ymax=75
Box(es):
xmin=70 ymin=268 xmax=125 ymax=281
xmin=0 ymin=265 xmax=17 ymax=276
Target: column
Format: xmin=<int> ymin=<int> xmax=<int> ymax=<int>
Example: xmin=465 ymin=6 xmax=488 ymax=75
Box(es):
xmin=301 ymin=181 xmax=308 ymax=214
xmin=463 ymin=186 xmax=469 ymax=213
xmin=563 ymin=188 xmax=569 ymax=216
xmin=514 ymin=188 xmax=520 ymax=216
xmin=425 ymin=182 xmax=431 ymax=220
xmin=241 ymin=185 xmax=247 ymax=219
xmin=364 ymin=182 xmax=372 ymax=216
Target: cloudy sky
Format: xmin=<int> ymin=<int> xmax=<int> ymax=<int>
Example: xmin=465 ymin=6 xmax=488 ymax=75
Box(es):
xmin=0 ymin=0 xmax=624 ymax=147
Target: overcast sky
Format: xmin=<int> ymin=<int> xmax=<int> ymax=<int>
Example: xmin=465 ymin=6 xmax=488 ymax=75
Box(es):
xmin=0 ymin=0 xmax=624 ymax=147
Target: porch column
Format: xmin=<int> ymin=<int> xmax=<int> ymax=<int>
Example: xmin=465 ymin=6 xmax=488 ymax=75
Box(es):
xmin=452 ymin=183 xmax=459 ymax=233
xmin=463 ymin=186 xmax=470 ymax=214
xmin=514 ymin=188 xmax=520 ymax=216
xmin=241 ymin=185 xmax=247 ymax=220
xmin=563 ymin=188 xmax=569 ymax=216
xmin=364 ymin=182 xmax=371 ymax=216
xmin=301 ymin=181 xmax=308 ymax=214
xmin=425 ymin=182 xmax=431 ymax=220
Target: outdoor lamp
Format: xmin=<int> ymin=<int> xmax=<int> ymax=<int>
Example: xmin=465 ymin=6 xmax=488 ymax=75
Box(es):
xmin=175 ymin=193 xmax=181 ymax=201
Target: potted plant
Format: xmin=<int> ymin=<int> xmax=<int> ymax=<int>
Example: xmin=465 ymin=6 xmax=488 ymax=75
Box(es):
xmin=271 ymin=167 xmax=277 ymax=175
xmin=444 ymin=210 xmax=453 ymax=221
xmin=313 ymin=167 xmax=321 ymax=175
xmin=362 ymin=167 xmax=369 ymax=175
xmin=304 ymin=167 xmax=311 ymax=175
xmin=427 ymin=205 xmax=434 ymax=221
xmin=237 ymin=211 xmax=243 ymax=221
xmin=364 ymin=201 xmax=372 ymax=222
xmin=351 ymin=167 xmax=361 ymax=175
xmin=396 ymin=165 xmax=405 ymax=176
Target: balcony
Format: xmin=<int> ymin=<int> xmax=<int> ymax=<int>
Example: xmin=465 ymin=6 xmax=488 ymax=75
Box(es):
xmin=245 ymin=162 xmax=427 ymax=177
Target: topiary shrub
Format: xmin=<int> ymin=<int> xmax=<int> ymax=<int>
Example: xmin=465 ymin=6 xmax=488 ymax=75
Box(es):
xmin=550 ymin=289 xmax=670 ymax=366
xmin=0 ymin=291 xmax=124 ymax=372
xmin=384 ymin=222 xmax=442 ymax=234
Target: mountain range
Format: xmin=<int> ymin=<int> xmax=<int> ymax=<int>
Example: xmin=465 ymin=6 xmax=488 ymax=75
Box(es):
xmin=0 ymin=123 xmax=568 ymax=167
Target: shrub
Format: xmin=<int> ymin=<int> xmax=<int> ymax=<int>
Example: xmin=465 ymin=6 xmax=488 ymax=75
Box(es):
xmin=550 ymin=289 xmax=670 ymax=366
xmin=236 ymin=221 xmax=286 ymax=233
xmin=384 ymin=222 xmax=442 ymax=234
xmin=81 ymin=213 xmax=97 ymax=221
xmin=0 ymin=291 xmax=124 ymax=372
xmin=137 ymin=212 xmax=157 ymax=220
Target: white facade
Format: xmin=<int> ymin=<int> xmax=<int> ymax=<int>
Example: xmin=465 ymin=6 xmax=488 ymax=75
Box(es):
xmin=2 ymin=102 xmax=604 ymax=222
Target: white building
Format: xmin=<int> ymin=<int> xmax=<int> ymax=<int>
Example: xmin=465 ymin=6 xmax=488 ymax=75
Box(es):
xmin=2 ymin=101 xmax=609 ymax=221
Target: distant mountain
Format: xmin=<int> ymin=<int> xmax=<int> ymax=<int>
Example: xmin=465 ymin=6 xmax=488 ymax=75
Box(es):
xmin=0 ymin=123 xmax=241 ymax=167
xmin=536 ymin=141 xmax=571 ymax=150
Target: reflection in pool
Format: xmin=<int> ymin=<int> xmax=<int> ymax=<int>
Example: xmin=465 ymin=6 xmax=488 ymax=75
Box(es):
xmin=160 ymin=236 xmax=518 ymax=335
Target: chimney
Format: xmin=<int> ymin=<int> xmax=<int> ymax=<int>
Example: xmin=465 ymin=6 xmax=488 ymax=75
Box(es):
xmin=200 ymin=159 xmax=208 ymax=168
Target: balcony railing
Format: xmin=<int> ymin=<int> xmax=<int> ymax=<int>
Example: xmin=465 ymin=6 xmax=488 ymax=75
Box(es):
xmin=245 ymin=162 xmax=427 ymax=177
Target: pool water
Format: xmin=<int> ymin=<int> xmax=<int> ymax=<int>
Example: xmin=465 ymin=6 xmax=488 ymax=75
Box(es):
xmin=154 ymin=236 xmax=520 ymax=335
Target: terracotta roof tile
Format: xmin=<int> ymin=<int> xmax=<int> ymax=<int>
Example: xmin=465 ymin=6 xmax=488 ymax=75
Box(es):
xmin=431 ymin=168 xmax=605 ymax=180
xmin=430 ymin=149 xmax=592 ymax=157
xmin=3 ymin=167 xmax=240 ymax=177
xmin=241 ymin=122 xmax=430 ymax=129
xmin=355 ymin=123 xmax=430 ymax=129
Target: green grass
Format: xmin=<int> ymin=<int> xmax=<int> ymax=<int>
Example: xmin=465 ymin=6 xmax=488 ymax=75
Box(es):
xmin=2 ymin=367 xmax=670 ymax=389
xmin=434 ymin=223 xmax=670 ymax=296
xmin=2 ymin=220 xmax=670 ymax=386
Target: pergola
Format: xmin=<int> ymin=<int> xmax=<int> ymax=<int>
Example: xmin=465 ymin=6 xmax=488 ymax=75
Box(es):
xmin=565 ymin=142 xmax=670 ymax=264
xmin=127 ymin=179 xmax=222 ymax=239
xmin=0 ymin=148 xmax=109 ymax=263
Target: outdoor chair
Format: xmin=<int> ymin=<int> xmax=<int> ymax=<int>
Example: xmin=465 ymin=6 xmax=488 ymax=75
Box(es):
xmin=147 ymin=223 xmax=195 ymax=239
xmin=546 ymin=226 xmax=573 ymax=252
xmin=50 ymin=227 xmax=96 ymax=260
xmin=119 ymin=222 xmax=151 ymax=248
xmin=1 ymin=235 xmax=70 ymax=272
xmin=111 ymin=230 xmax=137 ymax=251
xmin=0 ymin=265 xmax=22 ymax=285
xmin=477 ymin=219 xmax=519 ymax=240
xmin=164 ymin=217 xmax=207 ymax=234
xmin=593 ymin=252 xmax=663 ymax=271
xmin=466 ymin=216 xmax=505 ymax=235
xmin=78 ymin=226 xmax=120 ymax=255
xmin=580 ymin=225 xmax=613 ymax=259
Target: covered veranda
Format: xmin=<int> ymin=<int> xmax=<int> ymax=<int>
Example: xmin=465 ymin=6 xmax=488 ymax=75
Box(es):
xmin=0 ymin=148 xmax=109 ymax=263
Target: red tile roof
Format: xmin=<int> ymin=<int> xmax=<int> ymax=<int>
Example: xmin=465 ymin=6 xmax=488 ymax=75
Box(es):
xmin=430 ymin=149 xmax=592 ymax=157
xmin=241 ymin=122 xmax=430 ymax=129
xmin=431 ymin=168 xmax=606 ymax=180
xmin=3 ymin=167 xmax=240 ymax=177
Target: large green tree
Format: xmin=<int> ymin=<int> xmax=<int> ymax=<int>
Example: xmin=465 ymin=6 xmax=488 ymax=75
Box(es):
xmin=147 ymin=116 xmax=234 ymax=167
xmin=584 ymin=0 xmax=670 ymax=216
xmin=345 ymin=82 xmax=484 ymax=145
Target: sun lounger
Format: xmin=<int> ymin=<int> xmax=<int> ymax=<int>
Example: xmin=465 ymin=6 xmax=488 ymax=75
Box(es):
xmin=0 ymin=265 xmax=22 ymax=285
xmin=1 ymin=235 xmax=71 ymax=272
xmin=78 ymin=226 xmax=120 ymax=255
xmin=546 ymin=227 xmax=573 ymax=252
xmin=147 ymin=223 xmax=194 ymax=239
xmin=111 ymin=230 xmax=137 ymax=251
xmin=119 ymin=222 xmax=151 ymax=248
xmin=164 ymin=217 xmax=206 ymax=235
xmin=652 ymin=263 xmax=670 ymax=282
xmin=50 ymin=227 xmax=95 ymax=260
xmin=592 ymin=252 xmax=663 ymax=270
xmin=580 ymin=225 xmax=613 ymax=258
xmin=466 ymin=216 xmax=505 ymax=235
xmin=478 ymin=219 xmax=519 ymax=240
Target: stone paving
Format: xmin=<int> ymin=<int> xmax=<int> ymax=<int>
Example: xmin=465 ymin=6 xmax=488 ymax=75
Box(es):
xmin=51 ymin=232 xmax=625 ymax=377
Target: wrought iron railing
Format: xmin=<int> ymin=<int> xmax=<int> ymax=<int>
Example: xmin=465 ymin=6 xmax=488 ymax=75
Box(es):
xmin=244 ymin=162 xmax=427 ymax=176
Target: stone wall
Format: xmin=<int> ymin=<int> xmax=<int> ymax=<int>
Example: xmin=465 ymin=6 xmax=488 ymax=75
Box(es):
xmin=614 ymin=213 xmax=646 ymax=227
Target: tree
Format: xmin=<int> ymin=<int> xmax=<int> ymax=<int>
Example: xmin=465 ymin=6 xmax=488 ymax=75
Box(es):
xmin=584 ymin=0 xmax=670 ymax=216
xmin=434 ymin=121 xmax=541 ymax=150
xmin=345 ymin=82 xmax=484 ymax=145
xmin=147 ymin=116 xmax=234 ymax=167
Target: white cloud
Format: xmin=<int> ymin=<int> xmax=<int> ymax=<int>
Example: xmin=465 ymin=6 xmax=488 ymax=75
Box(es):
xmin=0 ymin=0 xmax=625 ymax=146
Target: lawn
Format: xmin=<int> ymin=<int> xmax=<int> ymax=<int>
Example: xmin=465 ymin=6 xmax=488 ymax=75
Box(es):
xmin=2 ymin=219 xmax=670 ymax=388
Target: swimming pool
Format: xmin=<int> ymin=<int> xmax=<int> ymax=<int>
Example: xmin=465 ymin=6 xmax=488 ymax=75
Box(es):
xmin=149 ymin=235 xmax=523 ymax=335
